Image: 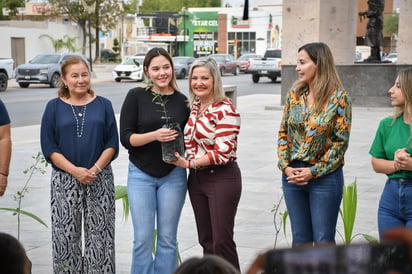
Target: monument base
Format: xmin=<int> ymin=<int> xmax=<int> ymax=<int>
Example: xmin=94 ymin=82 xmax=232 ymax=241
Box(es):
xmin=281 ymin=63 xmax=411 ymax=107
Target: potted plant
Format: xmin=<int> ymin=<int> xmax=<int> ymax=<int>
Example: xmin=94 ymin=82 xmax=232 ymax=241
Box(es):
xmin=151 ymin=91 xmax=185 ymax=162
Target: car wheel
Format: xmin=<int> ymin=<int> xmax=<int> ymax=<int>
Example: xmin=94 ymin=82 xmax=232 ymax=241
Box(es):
xmin=234 ymin=66 xmax=240 ymax=76
xmin=19 ymin=82 xmax=30 ymax=88
xmin=252 ymin=74 xmax=260 ymax=83
xmin=115 ymin=78 xmax=121 ymax=82
xmin=50 ymin=73 xmax=60 ymax=88
xmin=271 ymin=77 xmax=277 ymax=83
xmin=180 ymin=69 xmax=186 ymax=78
xmin=0 ymin=72 xmax=7 ymax=92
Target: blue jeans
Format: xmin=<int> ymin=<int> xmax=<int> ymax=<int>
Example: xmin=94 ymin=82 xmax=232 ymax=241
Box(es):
xmin=127 ymin=162 xmax=187 ymax=274
xmin=378 ymin=178 xmax=412 ymax=240
xmin=282 ymin=161 xmax=343 ymax=245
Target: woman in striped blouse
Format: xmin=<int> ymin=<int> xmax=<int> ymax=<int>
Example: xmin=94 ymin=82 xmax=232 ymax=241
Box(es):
xmin=170 ymin=57 xmax=242 ymax=270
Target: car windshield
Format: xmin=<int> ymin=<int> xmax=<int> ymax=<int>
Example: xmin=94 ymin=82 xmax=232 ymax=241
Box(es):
xmin=264 ymin=50 xmax=281 ymax=58
xmin=211 ymin=55 xmax=225 ymax=62
xmin=173 ymin=58 xmax=189 ymax=64
xmin=123 ymin=57 xmax=144 ymax=65
xmin=30 ymin=54 xmax=61 ymax=64
xmin=238 ymin=55 xmax=256 ymax=61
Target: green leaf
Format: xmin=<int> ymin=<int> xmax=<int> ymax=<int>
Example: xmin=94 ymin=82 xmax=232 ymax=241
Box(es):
xmin=340 ymin=179 xmax=357 ymax=244
xmin=0 ymin=207 xmax=48 ymax=228
xmin=282 ymin=210 xmax=289 ymax=239
xmin=361 ymin=233 xmax=378 ymax=243
xmin=115 ymin=185 xmax=129 ymax=221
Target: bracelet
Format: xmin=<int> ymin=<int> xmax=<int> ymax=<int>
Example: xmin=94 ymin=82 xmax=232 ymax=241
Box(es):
xmin=187 ymin=160 xmax=191 ymax=169
xmin=94 ymin=163 xmax=102 ymax=173
xmin=0 ymin=171 xmax=8 ymax=177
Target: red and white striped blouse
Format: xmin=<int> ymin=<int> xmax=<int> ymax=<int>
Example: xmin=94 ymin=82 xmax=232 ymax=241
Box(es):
xmin=184 ymin=97 xmax=241 ymax=165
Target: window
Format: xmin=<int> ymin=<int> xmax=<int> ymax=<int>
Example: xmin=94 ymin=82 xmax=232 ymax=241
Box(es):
xmin=228 ymin=32 xmax=256 ymax=55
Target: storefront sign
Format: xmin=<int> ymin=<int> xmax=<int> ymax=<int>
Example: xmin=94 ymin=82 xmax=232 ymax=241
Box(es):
xmin=191 ymin=12 xmax=218 ymax=32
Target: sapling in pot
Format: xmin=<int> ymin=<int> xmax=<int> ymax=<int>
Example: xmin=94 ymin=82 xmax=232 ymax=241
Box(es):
xmin=152 ymin=92 xmax=185 ymax=162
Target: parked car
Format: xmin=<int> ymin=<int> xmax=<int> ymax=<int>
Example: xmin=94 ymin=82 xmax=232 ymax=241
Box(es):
xmin=100 ymin=49 xmax=117 ymax=62
xmin=173 ymin=56 xmax=195 ymax=79
xmin=248 ymin=49 xmax=282 ymax=83
xmin=0 ymin=58 xmax=15 ymax=92
xmin=112 ymin=56 xmax=145 ymax=82
xmin=209 ymin=54 xmax=239 ymax=76
xmin=236 ymin=54 xmax=262 ymax=73
xmin=383 ymin=52 xmax=397 ymax=63
xmin=15 ymin=53 xmax=89 ymax=88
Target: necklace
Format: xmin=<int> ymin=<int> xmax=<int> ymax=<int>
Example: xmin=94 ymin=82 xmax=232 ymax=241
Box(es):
xmin=70 ymin=104 xmax=87 ymax=137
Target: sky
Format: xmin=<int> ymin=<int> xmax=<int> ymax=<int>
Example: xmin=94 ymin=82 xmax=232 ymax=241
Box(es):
xmin=223 ymin=0 xmax=251 ymax=7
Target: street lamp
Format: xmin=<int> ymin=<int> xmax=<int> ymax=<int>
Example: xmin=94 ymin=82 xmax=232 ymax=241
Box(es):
xmin=83 ymin=0 xmax=95 ymax=72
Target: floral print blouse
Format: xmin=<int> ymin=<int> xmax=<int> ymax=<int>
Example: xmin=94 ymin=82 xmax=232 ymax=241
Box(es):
xmin=277 ymin=87 xmax=352 ymax=178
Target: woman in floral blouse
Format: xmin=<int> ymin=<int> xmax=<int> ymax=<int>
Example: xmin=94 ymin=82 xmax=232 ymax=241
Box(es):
xmin=277 ymin=42 xmax=352 ymax=246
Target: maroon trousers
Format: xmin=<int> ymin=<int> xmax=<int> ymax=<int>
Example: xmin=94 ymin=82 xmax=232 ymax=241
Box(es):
xmin=187 ymin=161 xmax=242 ymax=270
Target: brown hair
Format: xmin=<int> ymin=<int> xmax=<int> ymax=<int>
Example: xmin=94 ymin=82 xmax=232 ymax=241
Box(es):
xmin=293 ymin=42 xmax=344 ymax=114
xmin=393 ymin=68 xmax=412 ymax=123
xmin=57 ymin=56 xmax=94 ymax=98
xmin=143 ymin=47 xmax=179 ymax=92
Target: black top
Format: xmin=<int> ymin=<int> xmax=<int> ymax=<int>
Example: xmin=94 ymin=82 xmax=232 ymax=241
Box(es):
xmin=120 ymin=87 xmax=190 ymax=177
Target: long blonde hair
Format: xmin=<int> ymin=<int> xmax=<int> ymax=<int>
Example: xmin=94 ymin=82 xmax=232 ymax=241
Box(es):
xmin=293 ymin=42 xmax=344 ymax=114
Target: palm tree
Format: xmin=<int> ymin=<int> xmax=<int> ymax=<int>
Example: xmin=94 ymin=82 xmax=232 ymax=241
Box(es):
xmin=39 ymin=34 xmax=78 ymax=52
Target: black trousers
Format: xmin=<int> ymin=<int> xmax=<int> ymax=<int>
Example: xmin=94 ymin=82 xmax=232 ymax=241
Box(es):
xmin=187 ymin=161 xmax=242 ymax=270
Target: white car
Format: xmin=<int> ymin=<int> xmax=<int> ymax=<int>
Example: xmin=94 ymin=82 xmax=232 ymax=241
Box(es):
xmin=383 ymin=52 xmax=397 ymax=63
xmin=112 ymin=56 xmax=145 ymax=82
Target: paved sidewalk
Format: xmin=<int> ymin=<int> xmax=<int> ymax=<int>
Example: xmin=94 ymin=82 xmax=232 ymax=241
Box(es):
xmin=1 ymin=65 xmax=393 ymax=273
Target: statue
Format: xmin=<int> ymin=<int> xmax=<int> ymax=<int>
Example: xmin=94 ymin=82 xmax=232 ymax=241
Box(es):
xmin=359 ymin=0 xmax=384 ymax=62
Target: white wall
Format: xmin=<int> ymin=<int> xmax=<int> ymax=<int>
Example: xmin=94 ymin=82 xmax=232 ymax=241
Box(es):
xmin=0 ymin=19 xmax=85 ymax=63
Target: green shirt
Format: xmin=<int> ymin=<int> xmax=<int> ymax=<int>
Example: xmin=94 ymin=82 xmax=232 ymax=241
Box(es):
xmin=369 ymin=115 xmax=412 ymax=179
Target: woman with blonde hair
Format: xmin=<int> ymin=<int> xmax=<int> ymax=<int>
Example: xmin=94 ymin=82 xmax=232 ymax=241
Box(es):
xmin=170 ymin=57 xmax=241 ymax=269
xmin=370 ymin=67 xmax=412 ymax=239
xmin=277 ymin=42 xmax=352 ymax=246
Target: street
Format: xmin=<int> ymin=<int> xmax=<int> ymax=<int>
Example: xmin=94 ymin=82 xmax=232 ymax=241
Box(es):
xmin=0 ymin=73 xmax=281 ymax=127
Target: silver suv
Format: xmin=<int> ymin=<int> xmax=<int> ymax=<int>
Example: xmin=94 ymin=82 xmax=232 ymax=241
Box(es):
xmin=15 ymin=53 xmax=88 ymax=88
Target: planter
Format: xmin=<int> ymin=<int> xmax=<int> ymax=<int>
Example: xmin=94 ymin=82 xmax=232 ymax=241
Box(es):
xmin=161 ymin=122 xmax=185 ymax=162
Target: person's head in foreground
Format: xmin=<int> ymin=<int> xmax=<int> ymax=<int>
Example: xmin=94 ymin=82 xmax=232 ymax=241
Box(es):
xmin=173 ymin=255 xmax=240 ymax=274
xmin=0 ymin=232 xmax=32 ymax=274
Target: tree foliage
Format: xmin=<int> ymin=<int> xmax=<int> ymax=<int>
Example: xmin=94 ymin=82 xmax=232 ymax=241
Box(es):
xmin=39 ymin=34 xmax=77 ymax=52
xmin=384 ymin=13 xmax=399 ymax=37
xmin=47 ymin=0 xmax=123 ymax=60
xmin=0 ymin=0 xmax=24 ymax=18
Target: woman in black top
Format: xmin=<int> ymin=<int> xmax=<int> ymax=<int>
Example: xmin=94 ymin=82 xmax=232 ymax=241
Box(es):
xmin=120 ymin=48 xmax=190 ymax=274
